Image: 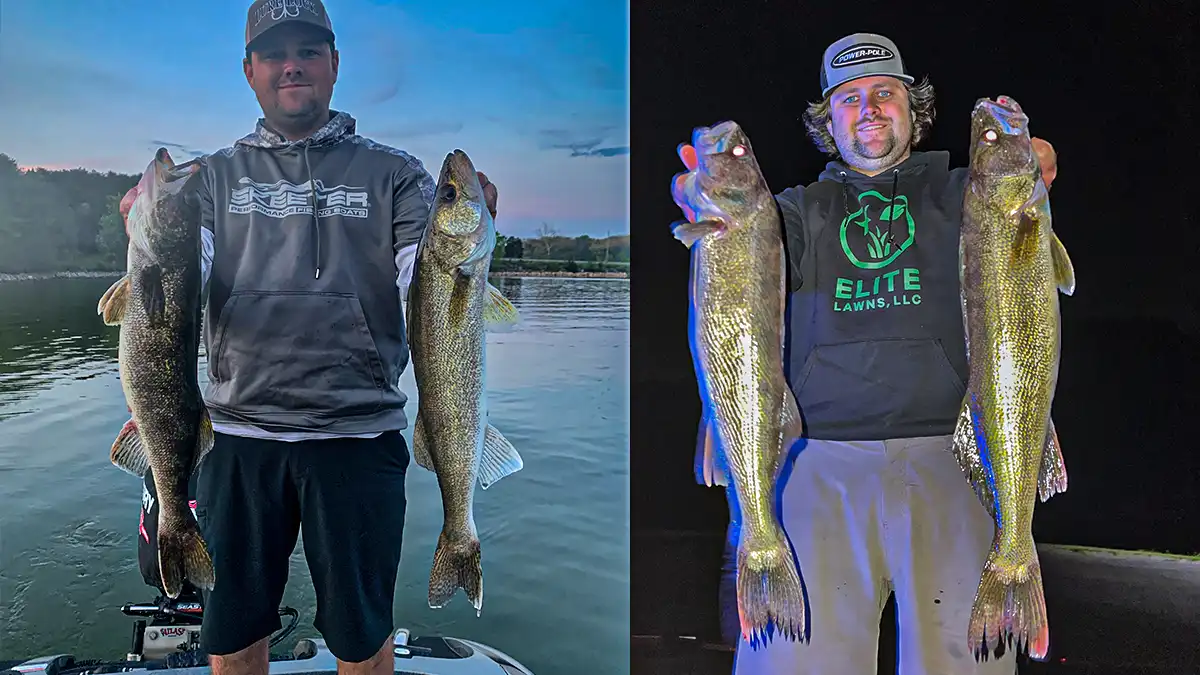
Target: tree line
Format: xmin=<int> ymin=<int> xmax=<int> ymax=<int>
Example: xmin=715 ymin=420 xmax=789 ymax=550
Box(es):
xmin=0 ymin=154 xmax=630 ymax=275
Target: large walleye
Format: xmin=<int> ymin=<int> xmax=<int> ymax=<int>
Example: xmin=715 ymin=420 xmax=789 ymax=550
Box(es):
xmin=953 ymin=96 xmax=1075 ymax=661
xmin=672 ymin=121 xmax=807 ymax=646
xmin=98 ymin=148 xmax=215 ymax=599
xmin=408 ymin=149 xmax=523 ymax=615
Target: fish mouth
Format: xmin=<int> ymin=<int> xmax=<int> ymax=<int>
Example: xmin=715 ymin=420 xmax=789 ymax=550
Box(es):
xmin=151 ymin=148 xmax=199 ymax=185
xmin=439 ymin=149 xmax=482 ymax=201
xmin=971 ymin=96 xmax=1032 ymax=148
xmin=973 ymin=96 xmax=1029 ymax=125
xmin=693 ymin=120 xmax=748 ymax=158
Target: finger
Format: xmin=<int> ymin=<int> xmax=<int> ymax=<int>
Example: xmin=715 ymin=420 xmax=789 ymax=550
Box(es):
xmin=677 ymin=143 xmax=698 ymax=171
xmin=484 ymin=183 xmax=498 ymax=218
xmin=1041 ymin=164 xmax=1057 ymax=189
xmin=1031 ymin=138 xmax=1054 ymax=161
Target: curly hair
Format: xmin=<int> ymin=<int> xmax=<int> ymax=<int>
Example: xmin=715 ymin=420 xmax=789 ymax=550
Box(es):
xmin=802 ymin=76 xmax=937 ymax=158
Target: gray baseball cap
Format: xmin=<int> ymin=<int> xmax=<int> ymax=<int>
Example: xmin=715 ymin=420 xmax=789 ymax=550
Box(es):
xmin=245 ymin=0 xmax=335 ymax=50
xmin=820 ymin=33 xmax=915 ymax=98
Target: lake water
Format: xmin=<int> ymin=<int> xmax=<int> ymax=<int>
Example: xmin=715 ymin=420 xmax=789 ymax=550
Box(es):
xmin=0 ymin=276 xmax=629 ymax=675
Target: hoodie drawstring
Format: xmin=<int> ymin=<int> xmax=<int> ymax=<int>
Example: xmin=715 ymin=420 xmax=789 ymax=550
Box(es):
xmin=303 ymin=144 xmax=321 ymax=279
xmin=886 ymin=167 xmax=900 ymax=248
xmin=840 ymin=171 xmax=852 ymax=216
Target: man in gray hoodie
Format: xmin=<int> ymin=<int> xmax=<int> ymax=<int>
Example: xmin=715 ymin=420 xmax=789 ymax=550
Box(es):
xmin=146 ymin=2 xmax=499 ymax=674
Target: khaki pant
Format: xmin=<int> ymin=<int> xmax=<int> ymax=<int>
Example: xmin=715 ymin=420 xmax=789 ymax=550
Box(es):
xmin=731 ymin=435 xmax=1018 ymax=675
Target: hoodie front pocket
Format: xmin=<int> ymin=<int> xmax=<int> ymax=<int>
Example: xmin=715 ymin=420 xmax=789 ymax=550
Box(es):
xmin=209 ymin=291 xmax=387 ymax=417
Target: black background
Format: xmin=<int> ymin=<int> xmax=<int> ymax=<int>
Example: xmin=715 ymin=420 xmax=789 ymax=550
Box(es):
xmin=629 ymin=0 xmax=1200 ymax=668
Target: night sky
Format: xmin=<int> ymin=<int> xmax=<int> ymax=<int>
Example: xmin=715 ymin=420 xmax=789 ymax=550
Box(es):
xmin=630 ymin=1 xmax=1199 ymax=556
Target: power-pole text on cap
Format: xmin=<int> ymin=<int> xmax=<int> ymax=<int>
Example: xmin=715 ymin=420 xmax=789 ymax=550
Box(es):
xmin=831 ymin=44 xmax=897 ymax=69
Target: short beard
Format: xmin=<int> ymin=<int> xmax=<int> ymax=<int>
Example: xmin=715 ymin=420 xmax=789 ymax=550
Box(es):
xmin=834 ymin=123 xmax=912 ymax=174
xmin=268 ymin=101 xmax=328 ymax=139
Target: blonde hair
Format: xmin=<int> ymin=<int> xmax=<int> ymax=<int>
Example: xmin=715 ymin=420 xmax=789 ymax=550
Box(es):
xmin=802 ymin=76 xmax=937 ymax=157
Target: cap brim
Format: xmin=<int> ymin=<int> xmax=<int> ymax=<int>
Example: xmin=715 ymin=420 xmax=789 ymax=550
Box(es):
xmin=822 ymin=72 xmax=915 ymax=98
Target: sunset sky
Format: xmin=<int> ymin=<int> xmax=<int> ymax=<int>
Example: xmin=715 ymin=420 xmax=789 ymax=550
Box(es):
xmin=0 ymin=0 xmax=628 ymax=238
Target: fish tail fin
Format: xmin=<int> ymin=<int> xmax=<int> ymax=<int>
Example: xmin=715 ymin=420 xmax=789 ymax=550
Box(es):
xmin=157 ymin=514 xmax=215 ymax=599
xmin=428 ymin=532 xmax=483 ymax=616
xmin=968 ymin=542 xmax=1049 ymax=663
xmin=735 ymin=528 xmax=808 ymax=648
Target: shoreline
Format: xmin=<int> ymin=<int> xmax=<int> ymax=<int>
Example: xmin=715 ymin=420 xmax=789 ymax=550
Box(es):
xmin=490 ymin=270 xmax=628 ymax=279
xmin=1 ymin=269 xmax=628 ymax=282
xmin=0 ymin=270 xmax=124 ymax=282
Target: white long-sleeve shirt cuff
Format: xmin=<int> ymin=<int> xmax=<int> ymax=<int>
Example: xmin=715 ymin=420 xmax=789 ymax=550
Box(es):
xmin=395 ymin=243 xmax=418 ymax=303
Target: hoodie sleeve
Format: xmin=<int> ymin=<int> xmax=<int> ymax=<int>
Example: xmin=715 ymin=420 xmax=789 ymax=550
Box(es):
xmin=191 ymin=162 xmax=215 ymax=306
xmin=393 ymin=156 xmax=437 ymax=303
xmin=775 ymin=185 xmax=807 ymax=292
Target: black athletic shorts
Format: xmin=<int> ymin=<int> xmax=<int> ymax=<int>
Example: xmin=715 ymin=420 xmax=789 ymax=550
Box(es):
xmin=194 ymin=430 xmax=410 ymax=662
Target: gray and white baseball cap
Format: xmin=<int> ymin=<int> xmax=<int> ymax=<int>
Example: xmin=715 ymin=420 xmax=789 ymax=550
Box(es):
xmin=245 ymin=0 xmax=335 ymax=50
xmin=819 ymin=33 xmax=915 ymax=98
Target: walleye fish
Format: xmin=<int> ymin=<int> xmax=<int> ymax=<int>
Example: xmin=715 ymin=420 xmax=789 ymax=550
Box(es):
xmin=953 ymin=96 xmax=1075 ymax=661
xmin=408 ymin=149 xmax=523 ymax=615
xmin=98 ymin=148 xmax=215 ymax=599
xmin=672 ymin=121 xmax=807 ymax=647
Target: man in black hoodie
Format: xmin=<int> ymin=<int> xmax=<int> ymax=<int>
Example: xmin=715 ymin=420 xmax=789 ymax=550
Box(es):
xmin=672 ymin=33 xmax=1058 ymax=674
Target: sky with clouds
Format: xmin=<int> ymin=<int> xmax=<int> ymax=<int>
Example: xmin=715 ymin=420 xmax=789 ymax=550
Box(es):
xmin=0 ymin=0 xmax=628 ymax=238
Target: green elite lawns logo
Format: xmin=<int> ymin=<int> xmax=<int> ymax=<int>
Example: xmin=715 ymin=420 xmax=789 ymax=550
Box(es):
xmin=835 ymin=190 xmax=922 ymax=312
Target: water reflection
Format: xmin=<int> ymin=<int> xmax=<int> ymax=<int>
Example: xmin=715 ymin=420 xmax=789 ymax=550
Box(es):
xmin=0 ymin=278 xmax=122 ymax=413
xmin=0 ymin=275 xmax=629 ymax=673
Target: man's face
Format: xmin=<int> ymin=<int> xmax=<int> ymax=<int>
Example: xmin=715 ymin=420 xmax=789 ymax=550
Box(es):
xmin=244 ymin=23 xmax=339 ymax=132
xmin=825 ymin=75 xmax=914 ymax=173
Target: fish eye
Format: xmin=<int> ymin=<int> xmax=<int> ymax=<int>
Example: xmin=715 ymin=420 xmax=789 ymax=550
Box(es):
xmin=438 ymin=184 xmax=457 ymax=202
xmin=731 ymin=145 xmax=747 ymax=157
xmin=984 ymin=129 xmax=999 ymax=143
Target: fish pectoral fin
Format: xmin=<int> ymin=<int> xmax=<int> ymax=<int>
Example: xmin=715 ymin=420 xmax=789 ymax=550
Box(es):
xmin=98 ymin=274 xmax=131 ymax=326
xmin=1050 ymin=231 xmax=1076 ymax=296
xmin=412 ymin=412 xmax=436 ymax=472
xmin=139 ymin=265 xmax=167 ymax=324
xmin=950 ymin=394 xmax=997 ymax=522
xmin=694 ymin=414 xmax=729 ymax=487
xmin=483 ymin=283 xmax=520 ymax=333
xmin=780 ymin=389 xmax=804 ymax=448
xmin=191 ymin=408 xmax=215 ymax=477
xmin=671 ymin=219 xmax=725 ymax=248
xmin=110 ymin=418 xmax=150 ymax=477
xmin=1039 ymin=418 xmax=1068 ymax=501
xmin=479 ymin=424 xmax=523 ymax=490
